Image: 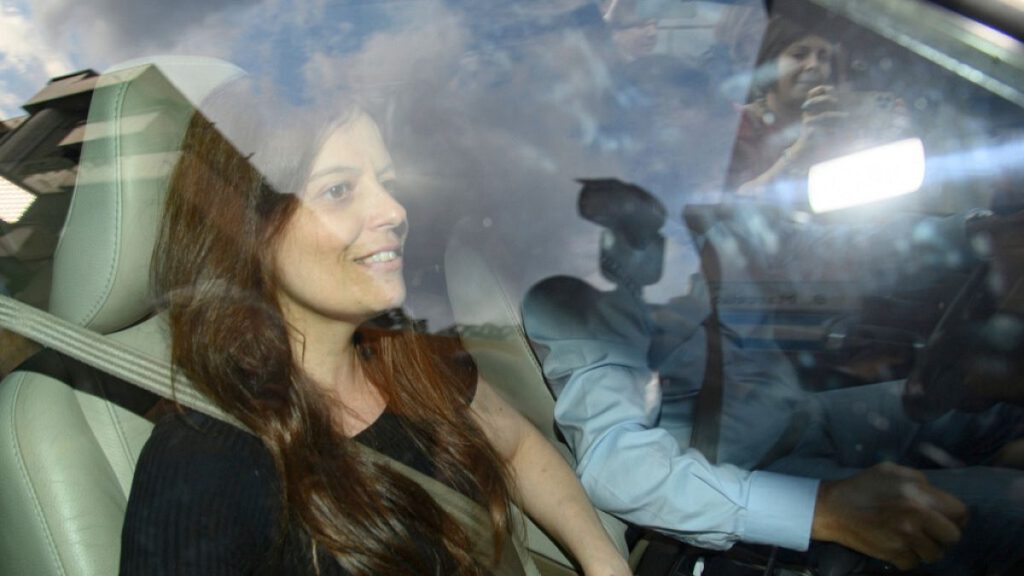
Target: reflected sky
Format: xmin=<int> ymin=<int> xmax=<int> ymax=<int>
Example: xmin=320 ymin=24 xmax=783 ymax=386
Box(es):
xmin=2 ymin=0 xmax=1021 ymax=328
xmin=0 ymin=0 xmax=759 ymax=327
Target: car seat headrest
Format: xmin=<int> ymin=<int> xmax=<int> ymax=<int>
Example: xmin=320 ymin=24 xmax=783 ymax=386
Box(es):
xmin=48 ymin=57 xmax=245 ymax=333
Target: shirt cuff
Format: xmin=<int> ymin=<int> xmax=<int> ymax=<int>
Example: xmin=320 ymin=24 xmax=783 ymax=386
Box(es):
xmin=741 ymin=471 xmax=819 ymax=551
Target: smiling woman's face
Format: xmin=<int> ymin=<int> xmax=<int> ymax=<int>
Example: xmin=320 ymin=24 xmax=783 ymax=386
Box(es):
xmin=272 ymin=111 xmax=408 ymax=329
xmin=773 ymin=35 xmax=834 ymax=108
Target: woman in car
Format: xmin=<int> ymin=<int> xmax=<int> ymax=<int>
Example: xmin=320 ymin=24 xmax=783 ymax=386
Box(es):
xmin=119 ymin=78 xmax=630 ymax=576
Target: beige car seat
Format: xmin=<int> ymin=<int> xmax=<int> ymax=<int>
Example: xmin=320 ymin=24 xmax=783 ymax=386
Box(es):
xmin=0 ymin=57 xmax=244 ymax=576
xmin=445 ymin=219 xmax=631 ymax=572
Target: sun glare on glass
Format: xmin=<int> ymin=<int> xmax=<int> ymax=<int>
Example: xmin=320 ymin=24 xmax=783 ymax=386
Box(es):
xmin=0 ymin=176 xmax=37 ymax=224
xmin=808 ymin=138 xmax=926 ymax=213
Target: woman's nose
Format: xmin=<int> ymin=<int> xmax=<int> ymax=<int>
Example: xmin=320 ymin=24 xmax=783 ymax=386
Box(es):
xmin=369 ymin=181 xmax=407 ymax=232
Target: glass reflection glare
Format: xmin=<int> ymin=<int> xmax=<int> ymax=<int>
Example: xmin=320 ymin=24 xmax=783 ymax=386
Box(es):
xmin=808 ymin=138 xmax=926 ymax=213
xmin=0 ymin=176 xmax=36 ymax=224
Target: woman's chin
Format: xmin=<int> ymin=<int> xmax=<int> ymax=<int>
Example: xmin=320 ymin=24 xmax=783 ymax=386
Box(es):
xmin=377 ymin=287 xmax=407 ymax=314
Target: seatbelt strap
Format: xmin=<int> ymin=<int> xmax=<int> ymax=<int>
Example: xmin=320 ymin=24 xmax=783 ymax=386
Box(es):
xmin=360 ymin=448 xmax=533 ymax=576
xmin=0 ymin=294 xmax=229 ymax=424
xmin=0 ymin=294 xmax=537 ymax=576
xmin=17 ymin=348 xmax=162 ymax=415
xmin=685 ymin=219 xmax=724 ymax=465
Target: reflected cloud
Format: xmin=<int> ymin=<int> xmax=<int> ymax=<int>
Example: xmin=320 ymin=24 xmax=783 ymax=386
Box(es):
xmin=301 ymin=0 xmax=469 ymax=104
xmin=2 ymin=0 xmax=755 ymax=328
xmin=0 ymin=4 xmax=73 ymax=116
xmin=31 ymin=0 xmax=262 ymax=61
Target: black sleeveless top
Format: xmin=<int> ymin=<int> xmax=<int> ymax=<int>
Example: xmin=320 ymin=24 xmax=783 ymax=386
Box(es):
xmin=119 ymin=404 xmax=468 ymax=575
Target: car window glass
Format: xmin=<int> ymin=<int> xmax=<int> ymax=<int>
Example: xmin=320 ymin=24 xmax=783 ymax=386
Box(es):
xmin=0 ymin=0 xmax=1021 ymax=490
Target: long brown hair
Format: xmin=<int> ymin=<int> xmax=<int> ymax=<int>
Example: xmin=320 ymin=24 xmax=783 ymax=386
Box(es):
xmin=152 ymin=79 xmax=512 ymax=574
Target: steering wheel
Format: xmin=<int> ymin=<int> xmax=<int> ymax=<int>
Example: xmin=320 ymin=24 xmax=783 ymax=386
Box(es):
xmin=903 ymin=210 xmax=1024 ymax=421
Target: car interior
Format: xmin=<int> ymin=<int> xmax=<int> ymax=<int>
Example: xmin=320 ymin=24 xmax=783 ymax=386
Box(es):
xmin=1 ymin=0 xmax=1024 ymax=574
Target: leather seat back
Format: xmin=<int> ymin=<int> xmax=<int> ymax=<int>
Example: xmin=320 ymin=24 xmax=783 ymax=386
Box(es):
xmin=0 ymin=57 xmax=243 ymax=576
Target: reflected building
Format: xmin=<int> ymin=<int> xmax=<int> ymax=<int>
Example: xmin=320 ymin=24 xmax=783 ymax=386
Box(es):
xmin=0 ymin=66 xmax=225 ymax=309
xmin=0 ymin=70 xmax=98 ymax=308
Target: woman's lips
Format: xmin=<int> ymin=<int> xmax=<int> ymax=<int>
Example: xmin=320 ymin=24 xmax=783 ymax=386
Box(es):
xmin=355 ymin=249 xmax=403 ymax=272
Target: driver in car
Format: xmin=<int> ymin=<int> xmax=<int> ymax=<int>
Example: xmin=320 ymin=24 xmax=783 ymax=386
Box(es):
xmin=523 ymin=197 xmax=1024 ymax=574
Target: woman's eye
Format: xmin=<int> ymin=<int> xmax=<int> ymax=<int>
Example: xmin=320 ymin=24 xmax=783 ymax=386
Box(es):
xmin=324 ymin=181 xmax=354 ymax=200
xmin=381 ymin=179 xmax=398 ymax=195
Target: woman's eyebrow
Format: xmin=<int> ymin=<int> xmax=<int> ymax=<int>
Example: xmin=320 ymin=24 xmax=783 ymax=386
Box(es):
xmin=308 ymin=165 xmax=361 ymax=182
xmin=308 ymin=164 xmax=394 ymax=182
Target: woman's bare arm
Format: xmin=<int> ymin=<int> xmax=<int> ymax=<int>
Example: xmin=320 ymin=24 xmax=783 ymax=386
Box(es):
xmin=470 ymin=378 xmax=631 ymax=576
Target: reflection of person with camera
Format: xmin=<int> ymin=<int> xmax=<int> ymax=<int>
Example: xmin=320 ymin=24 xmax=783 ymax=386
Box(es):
xmin=726 ymin=16 xmax=907 ymax=199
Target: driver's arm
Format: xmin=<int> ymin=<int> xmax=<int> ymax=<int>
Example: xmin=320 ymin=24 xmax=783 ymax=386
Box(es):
xmin=523 ymin=277 xmax=819 ymax=551
xmin=523 ymin=275 xmax=967 ymax=568
xmin=555 ymin=357 xmax=820 ymax=551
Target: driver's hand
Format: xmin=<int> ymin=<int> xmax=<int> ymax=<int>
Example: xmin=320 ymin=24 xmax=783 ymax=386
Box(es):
xmin=812 ymin=462 xmax=968 ymax=570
